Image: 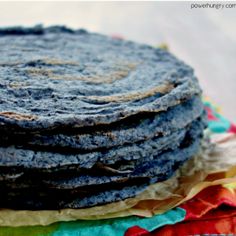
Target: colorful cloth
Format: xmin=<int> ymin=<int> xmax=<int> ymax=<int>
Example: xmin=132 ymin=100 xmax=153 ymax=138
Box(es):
xmin=0 ymin=208 xmax=185 ymax=236
xmin=204 ymin=98 xmax=236 ymax=134
xmin=181 ymin=185 xmax=236 ymax=219
xmin=152 ymin=208 xmax=236 ymax=235
xmin=126 ymin=184 xmax=236 ymax=235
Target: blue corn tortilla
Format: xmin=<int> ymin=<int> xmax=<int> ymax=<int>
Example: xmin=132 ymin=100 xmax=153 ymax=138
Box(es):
xmin=0 ymin=26 xmax=201 ymax=132
xmin=0 ymin=114 xmax=204 ymax=172
xmin=0 ymin=135 xmax=201 ymax=210
xmin=0 ymin=117 xmax=204 ymax=209
xmin=0 ymin=26 xmax=206 ymax=210
xmin=0 ymin=96 xmax=203 ymax=151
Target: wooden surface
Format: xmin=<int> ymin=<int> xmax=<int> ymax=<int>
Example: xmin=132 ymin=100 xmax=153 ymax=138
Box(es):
xmin=0 ymin=2 xmax=235 ymax=121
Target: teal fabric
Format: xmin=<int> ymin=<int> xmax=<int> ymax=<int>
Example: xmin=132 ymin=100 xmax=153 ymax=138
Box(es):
xmin=204 ymin=100 xmax=231 ymax=133
xmin=53 ymin=208 xmax=186 ymax=236
xmin=208 ymin=119 xmax=230 ymax=133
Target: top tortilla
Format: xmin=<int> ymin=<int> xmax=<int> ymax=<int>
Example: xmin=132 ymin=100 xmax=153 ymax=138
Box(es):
xmin=0 ymin=26 xmax=201 ymax=132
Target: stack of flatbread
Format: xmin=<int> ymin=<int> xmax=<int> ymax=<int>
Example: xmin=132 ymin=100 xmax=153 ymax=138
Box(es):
xmin=0 ymin=26 xmax=206 ymax=210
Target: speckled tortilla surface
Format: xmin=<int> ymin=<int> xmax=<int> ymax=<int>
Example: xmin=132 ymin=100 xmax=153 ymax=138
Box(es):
xmin=0 ymin=26 xmax=201 ymax=132
xmin=0 ymin=127 xmax=202 ymax=209
xmin=0 ymin=26 xmax=206 ymax=210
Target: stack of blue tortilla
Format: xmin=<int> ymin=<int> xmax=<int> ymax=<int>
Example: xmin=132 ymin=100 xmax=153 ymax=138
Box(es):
xmin=0 ymin=26 xmax=206 ymax=210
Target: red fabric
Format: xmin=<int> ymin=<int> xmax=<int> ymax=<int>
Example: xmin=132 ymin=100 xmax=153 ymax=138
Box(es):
xmin=125 ymin=226 xmax=149 ymax=236
xmin=153 ymin=208 xmax=236 ymax=236
xmin=181 ymin=185 xmax=236 ymax=220
xmin=229 ymin=124 xmax=236 ymax=133
xmin=205 ymin=106 xmax=218 ymax=121
xmin=126 ymin=185 xmax=236 ymax=236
